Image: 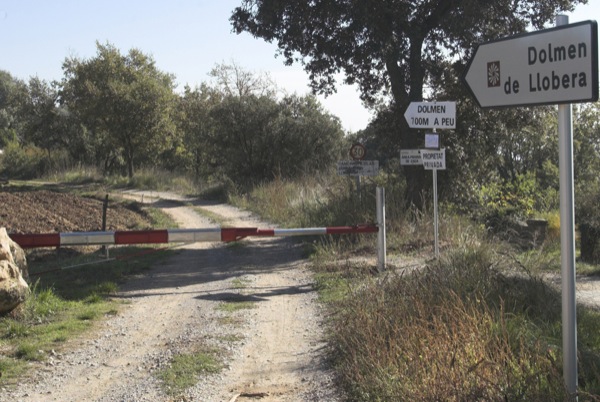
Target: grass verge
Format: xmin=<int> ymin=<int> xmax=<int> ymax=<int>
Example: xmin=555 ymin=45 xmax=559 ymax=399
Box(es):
xmin=157 ymin=348 xmax=222 ymax=396
xmin=216 ymin=300 xmax=257 ymax=313
xmin=0 ymin=203 xmax=176 ymax=386
xmin=312 ymin=243 xmax=600 ymax=400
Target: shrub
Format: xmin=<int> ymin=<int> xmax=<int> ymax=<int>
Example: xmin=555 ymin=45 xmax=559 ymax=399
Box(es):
xmin=474 ymin=172 xmax=558 ymax=248
xmin=577 ymin=180 xmax=600 ymax=263
xmin=0 ymin=142 xmax=46 ymax=179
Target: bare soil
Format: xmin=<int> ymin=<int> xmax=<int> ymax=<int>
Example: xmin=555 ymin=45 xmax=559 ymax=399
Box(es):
xmin=0 ymin=188 xmax=152 ymax=233
xmin=0 ymin=188 xmax=340 ymax=401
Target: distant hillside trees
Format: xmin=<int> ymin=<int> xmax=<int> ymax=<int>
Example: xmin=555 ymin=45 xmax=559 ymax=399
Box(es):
xmin=0 ymin=71 xmax=27 ymax=148
xmin=174 ymin=84 xmax=222 ymax=179
xmin=0 ymin=55 xmax=344 ymax=186
xmin=179 ymin=62 xmax=344 ymax=186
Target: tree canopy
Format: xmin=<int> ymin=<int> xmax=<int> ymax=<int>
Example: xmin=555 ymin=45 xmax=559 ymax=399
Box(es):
xmin=231 ymin=0 xmax=587 ymax=206
xmin=232 ymin=0 xmax=584 ymax=106
xmin=60 ymin=42 xmax=177 ymax=178
xmin=190 ymin=62 xmax=345 ymax=185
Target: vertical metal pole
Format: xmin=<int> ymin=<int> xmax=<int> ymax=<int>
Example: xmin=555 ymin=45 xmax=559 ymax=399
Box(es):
xmin=376 ymin=187 xmax=386 ymax=272
xmin=102 ymin=194 xmax=110 ymax=259
xmin=433 ymin=168 xmax=439 ymax=259
xmin=432 ymin=129 xmax=440 ymax=259
xmin=557 ymin=14 xmax=578 ymax=401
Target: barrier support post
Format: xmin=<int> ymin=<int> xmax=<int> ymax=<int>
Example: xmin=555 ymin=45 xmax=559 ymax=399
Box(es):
xmin=377 ymin=187 xmax=386 ymax=272
xmin=102 ymin=194 xmax=109 ymax=259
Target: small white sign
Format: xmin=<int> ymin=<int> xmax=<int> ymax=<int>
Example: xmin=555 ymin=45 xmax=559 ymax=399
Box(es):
xmin=400 ymin=149 xmax=422 ymax=166
xmin=421 ymin=149 xmax=446 ymax=170
xmin=425 ymin=133 xmax=440 ymax=149
xmin=404 ymin=101 xmax=456 ymax=129
xmin=337 ymin=160 xmax=379 ymax=176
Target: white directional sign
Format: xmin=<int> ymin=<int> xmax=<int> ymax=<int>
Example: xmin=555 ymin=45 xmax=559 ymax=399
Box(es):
xmin=400 ymin=149 xmax=422 ymax=166
xmin=404 ymin=101 xmax=456 ymax=129
xmin=337 ymin=160 xmax=379 ymax=176
xmin=421 ymin=149 xmax=446 ymax=170
xmin=463 ymin=20 xmax=598 ymax=108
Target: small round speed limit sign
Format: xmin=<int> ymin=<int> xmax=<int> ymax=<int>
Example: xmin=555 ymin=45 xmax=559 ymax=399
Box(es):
xmin=349 ymin=143 xmax=366 ymax=160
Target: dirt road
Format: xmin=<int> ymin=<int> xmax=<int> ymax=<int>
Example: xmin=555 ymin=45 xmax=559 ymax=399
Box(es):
xmin=2 ymin=191 xmax=340 ymax=402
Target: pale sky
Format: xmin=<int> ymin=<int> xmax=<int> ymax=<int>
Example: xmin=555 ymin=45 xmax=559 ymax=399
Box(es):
xmin=0 ymin=1 xmax=598 ymax=133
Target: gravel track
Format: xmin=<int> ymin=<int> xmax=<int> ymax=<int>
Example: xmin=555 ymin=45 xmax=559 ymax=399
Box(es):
xmin=0 ymin=191 xmax=341 ymax=402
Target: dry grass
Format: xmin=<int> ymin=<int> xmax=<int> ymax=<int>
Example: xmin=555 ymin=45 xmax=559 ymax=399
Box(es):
xmin=326 ymin=246 xmax=570 ymax=401
xmin=236 ymin=174 xmax=600 ymax=401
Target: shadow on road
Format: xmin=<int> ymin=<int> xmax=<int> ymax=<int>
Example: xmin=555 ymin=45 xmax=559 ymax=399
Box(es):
xmin=194 ymin=283 xmax=315 ymax=303
xmin=115 ymin=237 xmax=308 ymax=297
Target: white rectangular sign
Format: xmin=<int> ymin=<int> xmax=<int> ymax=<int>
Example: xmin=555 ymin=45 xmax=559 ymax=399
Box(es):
xmin=400 ymin=149 xmax=422 ymax=165
xmin=421 ymin=149 xmax=446 ymax=170
xmin=463 ymin=20 xmax=598 ymax=108
xmin=425 ymin=133 xmax=440 ymax=149
xmin=337 ymin=160 xmax=379 ymax=176
xmin=404 ymin=101 xmax=456 ymax=129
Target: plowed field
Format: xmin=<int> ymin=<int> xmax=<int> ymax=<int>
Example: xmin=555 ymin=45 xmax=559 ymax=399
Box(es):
xmin=0 ymin=188 xmax=152 ymax=234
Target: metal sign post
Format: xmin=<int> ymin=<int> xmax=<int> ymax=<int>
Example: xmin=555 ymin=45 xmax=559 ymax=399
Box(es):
xmin=422 ymin=147 xmax=446 ymax=259
xmin=404 ymin=101 xmax=455 ymax=259
xmin=433 ymin=167 xmax=439 ymax=258
xmin=377 ymin=187 xmax=386 ymax=272
xmin=348 ymin=143 xmax=368 ymax=200
xmin=557 ymin=14 xmax=578 ymax=401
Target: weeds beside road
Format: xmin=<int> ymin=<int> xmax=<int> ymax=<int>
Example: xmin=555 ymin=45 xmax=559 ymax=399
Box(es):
xmin=240 ymin=176 xmax=600 ymax=401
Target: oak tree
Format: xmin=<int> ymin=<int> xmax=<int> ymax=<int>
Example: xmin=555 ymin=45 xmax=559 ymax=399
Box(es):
xmin=60 ymin=42 xmax=176 ymax=177
xmin=231 ymin=0 xmax=586 ymax=206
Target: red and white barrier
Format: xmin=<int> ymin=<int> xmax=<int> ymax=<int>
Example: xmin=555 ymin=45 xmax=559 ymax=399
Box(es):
xmin=11 ymin=187 xmax=387 ymax=271
xmin=9 ymin=225 xmax=378 ymax=249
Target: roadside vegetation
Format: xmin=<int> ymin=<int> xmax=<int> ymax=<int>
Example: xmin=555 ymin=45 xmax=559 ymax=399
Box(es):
xmin=237 ymin=175 xmax=600 ymax=401
xmin=157 ymin=346 xmax=222 ymax=397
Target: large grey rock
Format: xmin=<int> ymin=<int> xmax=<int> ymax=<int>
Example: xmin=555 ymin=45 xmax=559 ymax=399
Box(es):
xmin=0 ymin=228 xmax=29 ymax=313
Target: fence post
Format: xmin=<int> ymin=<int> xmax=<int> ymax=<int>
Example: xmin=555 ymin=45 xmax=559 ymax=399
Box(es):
xmin=377 ymin=187 xmax=386 ymax=272
xmin=102 ymin=194 xmax=109 ymax=259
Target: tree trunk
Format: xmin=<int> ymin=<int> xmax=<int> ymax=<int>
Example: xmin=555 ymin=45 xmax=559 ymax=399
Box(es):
xmin=126 ymin=147 xmax=134 ymax=178
xmin=580 ymin=223 xmax=599 ymax=263
xmin=387 ymin=34 xmax=428 ymax=210
xmin=127 ymin=158 xmax=134 ymax=179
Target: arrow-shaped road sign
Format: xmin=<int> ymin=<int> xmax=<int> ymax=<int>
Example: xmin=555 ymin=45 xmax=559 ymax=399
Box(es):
xmin=462 ymin=20 xmax=598 ymax=108
xmin=404 ymin=101 xmax=456 ymax=129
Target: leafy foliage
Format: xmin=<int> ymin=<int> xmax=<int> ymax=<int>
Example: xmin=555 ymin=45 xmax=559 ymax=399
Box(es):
xmin=0 ymin=142 xmax=48 ymax=179
xmin=60 ymin=42 xmax=177 ymax=178
xmin=574 ymin=104 xmax=600 ymax=263
xmin=175 ymin=63 xmax=345 ymax=187
xmin=0 ymin=71 xmax=27 ymax=148
xmin=231 ymin=0 xmax=585 ymax=206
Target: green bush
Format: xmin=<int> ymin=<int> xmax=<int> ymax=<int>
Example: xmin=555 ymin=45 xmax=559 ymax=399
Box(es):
xmin=0 ymin=142 xmax=46 ymax=179
xmin=475 ymin=172 xmax=557 ymax=242
xmin=577 ymin=180 xmax=600 ymax=263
